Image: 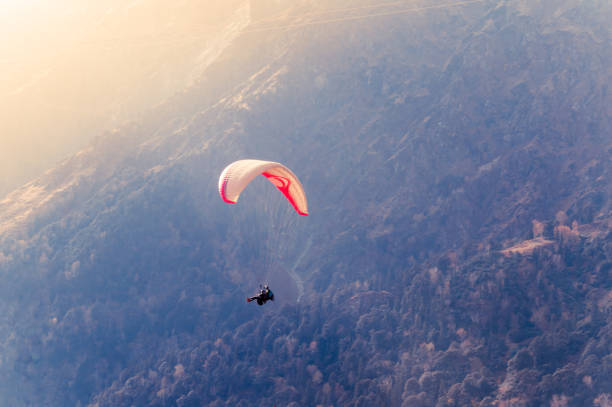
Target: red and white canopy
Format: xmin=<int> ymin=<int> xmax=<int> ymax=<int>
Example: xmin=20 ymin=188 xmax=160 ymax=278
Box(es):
xmin=218 ymin=159 xmax=308 ymax=216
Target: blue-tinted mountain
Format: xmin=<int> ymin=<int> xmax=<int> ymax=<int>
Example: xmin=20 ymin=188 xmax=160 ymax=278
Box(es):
xmin=0 ymin=0 xmax=610 ymax=405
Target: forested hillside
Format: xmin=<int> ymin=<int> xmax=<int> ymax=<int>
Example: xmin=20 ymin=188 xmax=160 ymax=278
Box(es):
xmin=0 ymin=0 xmax=610 ymax=405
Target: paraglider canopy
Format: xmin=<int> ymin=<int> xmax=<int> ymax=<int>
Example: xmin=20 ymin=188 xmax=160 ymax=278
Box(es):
xmin=218 ymin=159 xmax=308 ymax=215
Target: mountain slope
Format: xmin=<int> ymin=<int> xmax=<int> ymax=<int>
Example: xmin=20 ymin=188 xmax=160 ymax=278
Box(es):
xmin=0 ymin=0 xmax=610 ymax=406
xmin=0 ymin=0 xmax=248 ymax=197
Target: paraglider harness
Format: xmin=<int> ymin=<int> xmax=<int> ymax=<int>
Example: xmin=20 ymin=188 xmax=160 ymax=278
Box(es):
xmin=247 ymin=285 xmax=274 ymax=306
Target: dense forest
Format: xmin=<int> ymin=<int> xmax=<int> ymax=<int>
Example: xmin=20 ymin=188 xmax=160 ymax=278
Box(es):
xmin=0 ymin=0 xmax=610 ymax=405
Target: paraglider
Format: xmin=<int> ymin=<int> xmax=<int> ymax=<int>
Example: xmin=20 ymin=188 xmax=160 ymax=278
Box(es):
xmin=247 ymin=284 xmax=274 ymax=306
xmin=218 ymin=159 xmax=308 ymax=216
xmin=218 ymin=159 xmax=307 ymax=307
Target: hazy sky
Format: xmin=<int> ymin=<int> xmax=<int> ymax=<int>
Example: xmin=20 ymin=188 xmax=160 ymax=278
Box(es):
xmin=0 ymin=0 xmax=246 ymax=198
